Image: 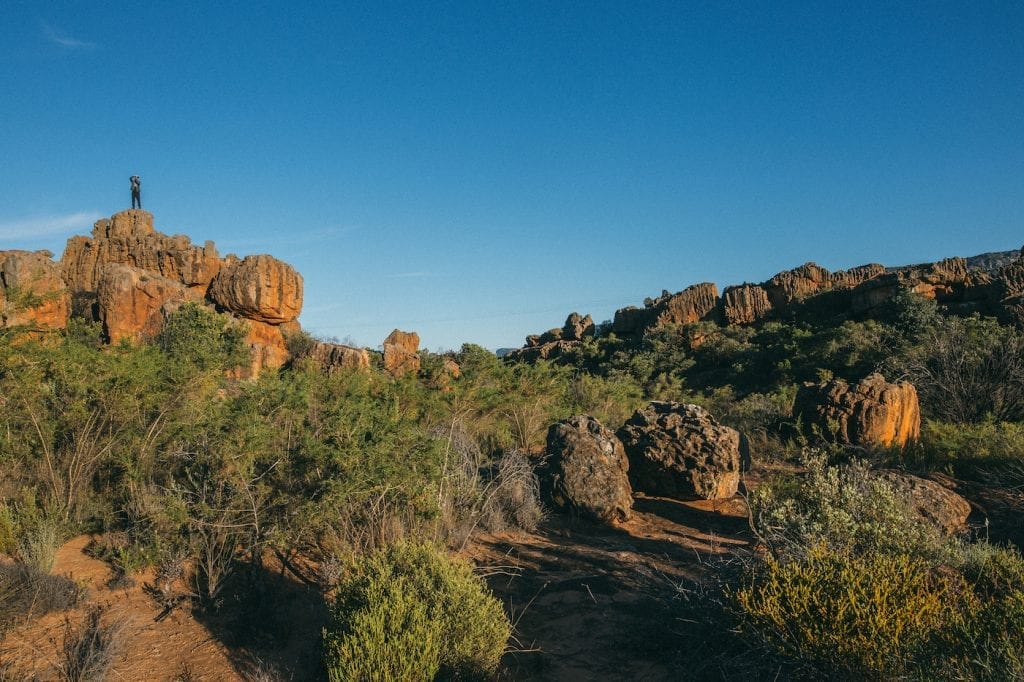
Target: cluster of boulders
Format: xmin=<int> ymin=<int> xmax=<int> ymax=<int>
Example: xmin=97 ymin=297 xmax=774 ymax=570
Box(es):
xmin=542 ymin=402 xmax=746 ymax=523
xmin=1 ymin=209 xmax=435 ymax=380
xmin=541 ymin=376 xmax=971 ymax=537
xmin=0 ymin=210 xmax=304 ymax=376
xmin=508 ymin=247 xmax=1024 ymax=361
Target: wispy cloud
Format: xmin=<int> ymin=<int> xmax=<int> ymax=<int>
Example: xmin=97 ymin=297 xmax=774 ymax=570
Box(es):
xmin=0 ymin=212 xmax=102 ymax=242
xmin=41 ymin=22 xmax=95 ymax=49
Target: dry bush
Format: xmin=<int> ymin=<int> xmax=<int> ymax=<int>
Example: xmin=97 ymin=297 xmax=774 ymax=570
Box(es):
xmin=52 ymin=606 xmax=126 ymax=682
xmin=0 ymin=563 xmax=85 ymax=635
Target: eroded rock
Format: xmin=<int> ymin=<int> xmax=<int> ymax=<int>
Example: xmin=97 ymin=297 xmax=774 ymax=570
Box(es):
xmin=883 ymin=471 xmax=972 ymax=536
xmin=97 ymin=264 xmax=192 ymax=344
xmin=794 ymin=373 xmax=921 ymax=449
xmin=0 ymin=250 xmax=70 ymax=332
xmin=544 ymin=416 xmax=633 ymax=524
xmin=208 ymin=254 xmax=303 ymax=324
xmin=618 ymin=402 xmax=744 ymax=500
xmin=383 ymin=329 xmax=420 ymax=377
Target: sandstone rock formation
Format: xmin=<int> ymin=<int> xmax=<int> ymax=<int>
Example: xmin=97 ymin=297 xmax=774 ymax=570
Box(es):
xmin=208 ymin=254 xmax=303 ymax=324
xmin=297 ymin=341 xmax=371 ymax=374
xmin=544 ymin=416 xmax=633 ymax=524
xmin=97 ymin=264 xmax=191 ymax=344
xmin=613 ymin=283 xmax=719 ymax=336
xmin=882 ymin=471 xmax=972 ymax=536
xmin=62 ymin=210 xmax=221 ymax=296
xmin=56 ymin=209 xmax=304 ymax=376
xmin=618 ymin=402 xmax=744 ymax=500
xmin=383 ymin=329 xmax=420 ymax=377
xmin=721 ymin=283 xmax=772 ymax=325
xmin=0 ymin=250 xmax=70 ymax=332
xmin=793 ymin=373 xmax=921 ymax=449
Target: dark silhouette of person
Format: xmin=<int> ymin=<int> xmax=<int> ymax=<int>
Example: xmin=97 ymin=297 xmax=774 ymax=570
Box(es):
xmin=130 ymin=175 xmax=142 ymax=209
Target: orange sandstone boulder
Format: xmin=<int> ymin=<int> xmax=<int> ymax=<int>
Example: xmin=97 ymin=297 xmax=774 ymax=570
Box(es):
xmin=794 ymin=373 xmax=921 ymax=449
xmin=721 ymin=283 xmax=772 ymax=325
xmin=96 ymin=264 xmax=191 ymax=344
xmin=298 ymin=341 xmax=371 ymax=373
xmin=0 ymin=250 xmax=71 ymax=332
xmin=208 ymin=254 xmax=303 ymax=324
xmin=382 ymin=329 xmax=420 ymax=377
xmin=613 ymin=283 xmax=719 ymax=336
xmin=236 ymin=319 xmax=293 ymax=379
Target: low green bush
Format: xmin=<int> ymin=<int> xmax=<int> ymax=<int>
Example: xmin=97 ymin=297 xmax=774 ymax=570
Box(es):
xmin=324 ymin=542 xmax=510 ymax=681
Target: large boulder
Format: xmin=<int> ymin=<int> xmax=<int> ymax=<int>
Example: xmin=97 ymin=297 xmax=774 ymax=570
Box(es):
xmin=298 ymin=341 xmax=371 ymax=373
xmin=794 ymin=373 xmax=921 ymax=449
xmin=0 ymin=250 xmax=70 ymax=331
xmin=544 ymin=416 xmax=633 ymax=524
xmin=96 ymin=264 xmax=192 ymax=344
xmin=618 ymin=402 xmax=744 ymax=500
xmin=382 ymin=329 xmax=420 ymax=377
xmin=62 ymin=210 xmax=222 ymax=296
xmin=208 ymin=254 xmax=303 ymax=324
xmin=236 ymin=319 xmax=295 ymax=379
xmin=882 ymin=471 xmax=972 ymax=536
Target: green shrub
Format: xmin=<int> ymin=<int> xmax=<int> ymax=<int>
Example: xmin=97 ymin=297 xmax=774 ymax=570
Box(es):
xmin=749 ymin=450 xmax=941 ymax=558
xmin=324 ymin=542 xmax=510 ymax=681
xmin=733 ymin=544 xmax=964 ymax=678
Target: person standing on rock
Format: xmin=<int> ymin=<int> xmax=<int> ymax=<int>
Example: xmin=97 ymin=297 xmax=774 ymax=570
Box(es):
xmin=130 ymin=175 xmax=142 ymax=209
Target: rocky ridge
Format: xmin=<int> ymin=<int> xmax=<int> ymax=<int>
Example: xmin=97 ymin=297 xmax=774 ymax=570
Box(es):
xmin=507 ymin=246 xmax=1024 ymax=361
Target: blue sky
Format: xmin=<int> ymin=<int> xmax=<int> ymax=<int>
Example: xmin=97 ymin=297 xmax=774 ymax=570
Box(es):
xmin=2 ymin=2 xmax=1022 ymax=351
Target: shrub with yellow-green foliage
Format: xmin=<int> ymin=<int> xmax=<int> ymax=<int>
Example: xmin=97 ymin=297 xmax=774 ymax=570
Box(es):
xmin=324 ymin=542 xmax=510 ymax=681
xmin=733 ymin=544 xmax=966 ymax=678
xmin=734 ymin=452 xmax=1024 ymax=680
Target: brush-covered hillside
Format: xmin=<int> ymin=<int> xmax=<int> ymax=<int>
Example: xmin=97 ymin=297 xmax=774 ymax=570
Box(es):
xmin=2 ymin=212 xmax=1024 ymax=680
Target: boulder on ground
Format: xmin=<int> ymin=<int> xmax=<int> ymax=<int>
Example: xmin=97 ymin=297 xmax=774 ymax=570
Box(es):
xmin=618 ymin=402 xmax=744 ymax=500
xmin=0 ymin=250 xmax=70 ymax=331
xmin=383 ymin=329 xmax=420 ymax=376
xmin=882 ymin=471 xmax=972 ymax=536
xmin=544 ymin=416 xmax=633 ymax=524
xmin=794 ymin=373 xmax=921 ymax=449
xmin=208 ymin=254 xmax=303 ymax=324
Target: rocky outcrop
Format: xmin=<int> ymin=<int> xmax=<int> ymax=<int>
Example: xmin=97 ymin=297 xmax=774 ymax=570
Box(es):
xmin=882 ymin=471 xmax=972 ymax=536
xmin=721 ymin=283 xmax=772 ymax=325
xmin=794 ymin=373 xmax=921 ymax=449
xmin=613 ymin=283 xmax=719 ymax=336
xmin=208 ymin=255 xmax=303 ymax=324
xmin=62 ymin=210 xmax=221 ymax=296
xmin=544 ymin=416 xmax=633 ymax=524
xmin=618 ymin=402 xmax=744 ymax=500
xmin=298 ymin=341 xmax=371 ymax=373
xmin=54 ymin=209 xmax=305 ymax=377
xmin=383 ymin=329 xmax=420 ymax=377
xmin=97 ymin=264 xmax=192 ymax=344
xmin=0 ymin=250 xmax=71 ymax=332
xmin=237 ymin=320 xmax=296 ymax=379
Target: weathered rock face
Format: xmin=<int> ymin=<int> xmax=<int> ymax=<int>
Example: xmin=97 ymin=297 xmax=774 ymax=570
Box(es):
xmin=383 ymin=329 xmax=420 ymax=377
xmin=618 ymin=402 xmax=743 ymax=500
xmin=298 ymin=341 xmax=370 ymax=373
xmin=882 ymin=471 xmax=972 ymax=536
xmin=765 ymin=262 xmax=831 ymax=309
xmin=561 ymin=312 xmax=595 ymax=342
xmin=97 ymin=264 xmax=192 ymax=344
xmin=721 ymin=283 xmax=772 ymax=325
xmin=794 ymin=373 xmax=921 ymax=449
xmin=236 ymin=319 xmax=294 ymax=379
xmin=0 ymin=250 xmax=71 ymax=331
xmin=208 ymin=254 xmax=303 ymax=324
xmin=614 ymin=283 xmax=719 ymax=336
xmin=544 ymin=416 xmax=633 ymax=524
xmin=62 ymin=210 xmax=221 ymax=296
